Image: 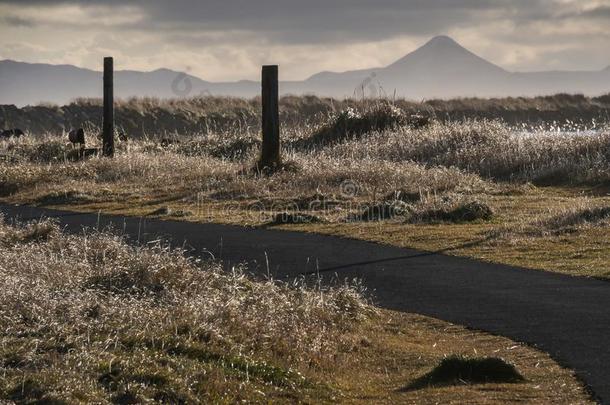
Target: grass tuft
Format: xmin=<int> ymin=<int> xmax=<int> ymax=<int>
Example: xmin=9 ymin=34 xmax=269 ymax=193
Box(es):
xmin=543 ymin=205 xmax=610 ymax=231
xmin=411 ymin=199 xmax=494 ymax=224
xmin=297 ymin=104 xmax=408 ymax=148
xmin=404 ymin=356 xmax=525 ymax=391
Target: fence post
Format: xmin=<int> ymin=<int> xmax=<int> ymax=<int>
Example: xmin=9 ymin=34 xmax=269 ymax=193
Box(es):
xmin=103 ymin=56 xmax=114 ymax=157
xmin=260 ymin=65 xmax=280 ymax=169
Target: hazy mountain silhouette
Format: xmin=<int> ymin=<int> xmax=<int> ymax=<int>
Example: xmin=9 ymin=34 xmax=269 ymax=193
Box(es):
xmin=304 ymin=36 xmax=511 ymax=98
xmin=2 ymin=36 xmax=609 ymax=106
xmin=0 ymin=60 xmax=221 ymax=106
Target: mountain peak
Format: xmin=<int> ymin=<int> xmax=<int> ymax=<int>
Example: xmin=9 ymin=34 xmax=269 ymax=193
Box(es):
xmin=423 ymin=35 xmax=460 ymax=48
xmin=386 ymin=35 xmax=506 ymax=75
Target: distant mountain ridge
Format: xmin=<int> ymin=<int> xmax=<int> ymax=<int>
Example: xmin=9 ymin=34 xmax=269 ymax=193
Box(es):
xmin=1 ymin=36 xmax=609 ymax=106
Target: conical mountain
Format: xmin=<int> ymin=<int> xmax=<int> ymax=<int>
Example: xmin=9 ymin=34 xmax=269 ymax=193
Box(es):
xmin=386 ymin=35 xmax=506 ymax=76
xmin=304 ymin=36 xmax=509 ymax=98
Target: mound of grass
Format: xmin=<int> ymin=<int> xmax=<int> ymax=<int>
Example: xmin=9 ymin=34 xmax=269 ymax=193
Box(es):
xmin=34 ymin=190 xmax=94 ymax=206
xmin=404 ymin=356 xmax=525 ymax=391
xmin=3 ymin=139 xmax=71 ymax=163
xmin=544 ymin=205 xmax=610 ymax=231
xmin=0 ymin=216 xmax=58 ymax=246
xmin=298 ymin=104 xmax=407 ymax=148
xmin=411 ymin=199 xmax=494 ymax=223
xmin=329 ymin=119 xmax=610 ymax=185
xmin=446 ymin=200 xmax=494 ymax=222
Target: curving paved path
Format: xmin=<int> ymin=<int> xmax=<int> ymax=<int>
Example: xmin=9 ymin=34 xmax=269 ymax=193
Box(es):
xmin=1 ymin=204 xmax=608 ymax=403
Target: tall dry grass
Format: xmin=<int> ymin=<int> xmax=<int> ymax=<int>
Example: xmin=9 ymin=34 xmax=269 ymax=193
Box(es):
xmin=0 ymin=124 xmax=490 ymax=206
xmin=3 ymin=93 xmax=610 ymax=137
xmin=326 ymin=119 xmax=610 ymax=184
xmin=0 ymin=216 xmax=369 ymax=403
xmin=1 ymin=107 xmax=609 ymax=225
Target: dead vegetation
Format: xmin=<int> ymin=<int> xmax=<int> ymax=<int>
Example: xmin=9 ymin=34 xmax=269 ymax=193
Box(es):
xmin=487 ymin=200 xmax=610 ymax=241
xmin=329 ymin=119 xmax=610 ymax=184
xmin=1 ymin=99 xmax=609 ymax=277
xmin=2 ymin=93 xmax=609 ymax=137
xmin=0 ymin=99 xmax=605 ymax=401
xmin=294 ymin=104 xmax=422 ymax=149
xmin=0 ymin=216 xmax=369 ymax=403
xmin=0 ymin=218 xmax=593 ymax=404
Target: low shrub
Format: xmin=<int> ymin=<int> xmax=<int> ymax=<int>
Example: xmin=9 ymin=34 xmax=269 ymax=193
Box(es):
xmin=410 ymin=199 xmax=494 ymax=223
xmin=404 ymin=355 xmax=525 ymax=390
xmin=297 ymin=104 xmax=407 ymax=148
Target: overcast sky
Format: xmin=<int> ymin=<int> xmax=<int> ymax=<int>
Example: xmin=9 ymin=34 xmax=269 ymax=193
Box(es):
xmin=1 ymin=0 xmax=609 ymax=81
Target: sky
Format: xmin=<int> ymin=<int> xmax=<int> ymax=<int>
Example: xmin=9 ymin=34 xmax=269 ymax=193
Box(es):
xmin=0 ymin=0 xmax=609 ymax=81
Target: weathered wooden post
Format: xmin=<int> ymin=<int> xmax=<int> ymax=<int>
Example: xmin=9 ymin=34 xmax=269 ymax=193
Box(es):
xmin=102 ymin=56 xmax=114 ymax=157
xmin=259 ymin=65 xmax=280 ymax=169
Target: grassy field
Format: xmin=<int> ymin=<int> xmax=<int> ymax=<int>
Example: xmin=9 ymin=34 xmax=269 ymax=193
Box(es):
xmin=1 ymin=102 xmax=609 ymax=278
xmin=1 ymin=97 xmax=607 ymax=402
xmin=2 ymin=92 xmax=609 ymax=137
xmin=0 ymin=217 xmax=593 ymax=403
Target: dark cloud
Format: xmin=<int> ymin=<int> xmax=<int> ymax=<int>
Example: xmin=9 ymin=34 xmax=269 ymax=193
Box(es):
xmin=0 ymin=0 xmax=562 ymax=45
xmin=1 ymin=0 xmax=608 ymax=75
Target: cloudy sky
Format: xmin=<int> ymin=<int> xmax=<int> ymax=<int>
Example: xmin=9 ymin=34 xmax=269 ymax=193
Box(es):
xmin=0 ymin=0 xmax=609 ymax=81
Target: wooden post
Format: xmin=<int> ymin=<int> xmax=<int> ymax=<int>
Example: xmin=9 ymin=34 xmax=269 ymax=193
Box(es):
xmin=260 ymin=65 xmax=280 ymax=169
xmin=103 ymin=56 xmax=114 ymax=157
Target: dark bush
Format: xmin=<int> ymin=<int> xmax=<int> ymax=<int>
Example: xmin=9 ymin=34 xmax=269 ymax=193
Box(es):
xmin=403 ymin=356 xmax=525 ymax=391
xmin=297 ymin=104 xmax=408 ymax=148
xmin=413 ymin=200 xmax=493 ymax=223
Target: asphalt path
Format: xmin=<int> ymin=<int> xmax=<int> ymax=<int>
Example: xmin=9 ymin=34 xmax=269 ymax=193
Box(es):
xmin=1 ymin=204 xmax=608 ymax=403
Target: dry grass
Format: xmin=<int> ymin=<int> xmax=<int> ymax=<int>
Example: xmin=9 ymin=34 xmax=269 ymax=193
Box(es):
xmin=328 ymin=119 xmax=610 ymax=184
xmin=286 ymin=190 xmax=610 ymax=278
xmin=0 ymin=124 xmax=490 ymax=206
xmin=1 ymin=108 xmax=610 ymax=279
xmin=3 ymin=93 xmax=610 ymax=137
xmin=0 ymin=216 xmax=368 ymax=403
xmin=486 ymin=198 xmax=610 ymax=240
xmin=0 ymin=218 xmax=593 ymax=404
xmin=1 ymin=100 xmax=607 ymax=403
